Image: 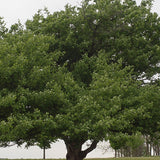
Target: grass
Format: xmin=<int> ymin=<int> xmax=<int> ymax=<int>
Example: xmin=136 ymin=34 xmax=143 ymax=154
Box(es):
xmin=5 ymin=158 xmax=160 ymax=160
xmin=86 ymin=158 xmax=160 ymax=160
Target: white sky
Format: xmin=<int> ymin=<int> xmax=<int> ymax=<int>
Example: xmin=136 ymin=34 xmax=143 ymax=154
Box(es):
xmin=0 ymin=0 xmax=159 ymax=27
xmin=0 ymin=0 xmax=82 ymax=27
xmin=0 ymin=0 xmax=160 ymax=159
xmin=0 ymin=140 xmax=114 ymax=159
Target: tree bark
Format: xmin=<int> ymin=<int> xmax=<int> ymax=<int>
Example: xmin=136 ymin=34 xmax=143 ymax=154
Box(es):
xmin=43 ymin=146 xmax=46 ymax=159
xmin=65 ymin=140 xmax=98 ymax=160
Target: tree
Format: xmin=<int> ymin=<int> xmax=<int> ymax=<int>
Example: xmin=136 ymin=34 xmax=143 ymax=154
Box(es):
xmin=26 ymin=0 xmax=160 ymax=80
xmin=0 ymin=0 xmax=160 ymax=160
xmin=0 ymin=41 xmax=146 ymax=160
xmin=109 ymin=132 xmax=145 ymax=157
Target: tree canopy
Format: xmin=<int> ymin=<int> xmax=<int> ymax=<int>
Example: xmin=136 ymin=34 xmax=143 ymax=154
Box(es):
xmin=0 ymin=0 xmax=160 ymax=160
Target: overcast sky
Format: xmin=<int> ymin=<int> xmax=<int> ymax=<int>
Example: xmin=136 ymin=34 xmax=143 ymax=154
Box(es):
xmin=0 ymin=0 xmax=82 ymax=27
xmin=0 ymin=0 xmax=159 ymax=27
xmin=0 ymin=0 xmax=160 ymax=159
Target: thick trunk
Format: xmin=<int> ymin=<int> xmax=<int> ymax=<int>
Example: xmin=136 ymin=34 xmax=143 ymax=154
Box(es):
xmin=65 ymin=140 xmax=98 ymax=160
xmin=66 ymin=145 xmax=83 ymax=160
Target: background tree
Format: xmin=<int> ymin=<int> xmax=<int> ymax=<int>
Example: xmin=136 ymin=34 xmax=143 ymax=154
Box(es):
xmin=109 ymin=132 xmax=145 ymax=157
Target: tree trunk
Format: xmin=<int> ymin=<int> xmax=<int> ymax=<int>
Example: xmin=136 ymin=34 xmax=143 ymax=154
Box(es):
xmin=65 ymin=140 xmax=98 ymax=160
xmin=115 ymin=149 xmax=117 ymax=158
xmin=43 ymin=146 xmax=46 ymax=159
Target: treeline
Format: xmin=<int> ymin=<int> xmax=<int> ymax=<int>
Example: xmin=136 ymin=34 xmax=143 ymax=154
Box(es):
xmin=108 ymin=133 xmax=160 ymax=157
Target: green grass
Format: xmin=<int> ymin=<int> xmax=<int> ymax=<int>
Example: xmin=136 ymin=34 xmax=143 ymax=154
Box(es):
xmin=7 ymin=158 xmax=160 ymax=160
xmin=86 ymin=157 xmax=160 ymax=160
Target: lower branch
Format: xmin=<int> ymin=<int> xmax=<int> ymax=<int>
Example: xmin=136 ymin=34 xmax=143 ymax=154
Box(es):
xmin=82 ymin=140 xmax=98 ymax=157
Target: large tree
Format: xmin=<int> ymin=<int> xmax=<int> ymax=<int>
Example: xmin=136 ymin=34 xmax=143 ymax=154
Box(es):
xmin=0 ymin=0 xmax=160 ymax=160
xmin=26 ymin=0 xmax=160 ymax=79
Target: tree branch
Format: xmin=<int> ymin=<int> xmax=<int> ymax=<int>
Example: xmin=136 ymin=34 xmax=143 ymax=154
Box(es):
xmin=82 ymin=140 xmax=98 ymax=156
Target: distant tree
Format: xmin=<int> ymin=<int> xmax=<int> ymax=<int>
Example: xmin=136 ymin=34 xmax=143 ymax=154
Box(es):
xmin=109 ymin=132 xmax=145 ymax=157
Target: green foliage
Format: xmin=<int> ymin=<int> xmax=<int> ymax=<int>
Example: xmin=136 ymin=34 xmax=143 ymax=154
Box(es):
xmin=25 ymin=0 xmax=160 ymax=79
xmin=0 ymin=0 xmax=160 ymax=159
xmin=109 ymin=132 xmax=144 ymax=150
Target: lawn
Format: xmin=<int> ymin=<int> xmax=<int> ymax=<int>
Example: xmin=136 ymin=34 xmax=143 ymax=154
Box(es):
xmin=6 ymin=158 xmax=160 ymax=160
xmin=86 ymin=158 xmax=160 ymax=160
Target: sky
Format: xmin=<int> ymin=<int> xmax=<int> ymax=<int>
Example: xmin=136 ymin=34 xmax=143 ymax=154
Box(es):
xmin=0 ymin=0 xmax=160 ymax=159
xmin=0 ymin=0 xmax=82 ymax=27
xmin=0 ymin=0 xmax=159 ymax=27
xmin=0 ymin=140 xmax=114 ymax=159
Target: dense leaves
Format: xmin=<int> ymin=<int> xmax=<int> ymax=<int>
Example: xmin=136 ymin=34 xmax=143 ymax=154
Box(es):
xmin=0 ymin=0 xmax=160 ymax=159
